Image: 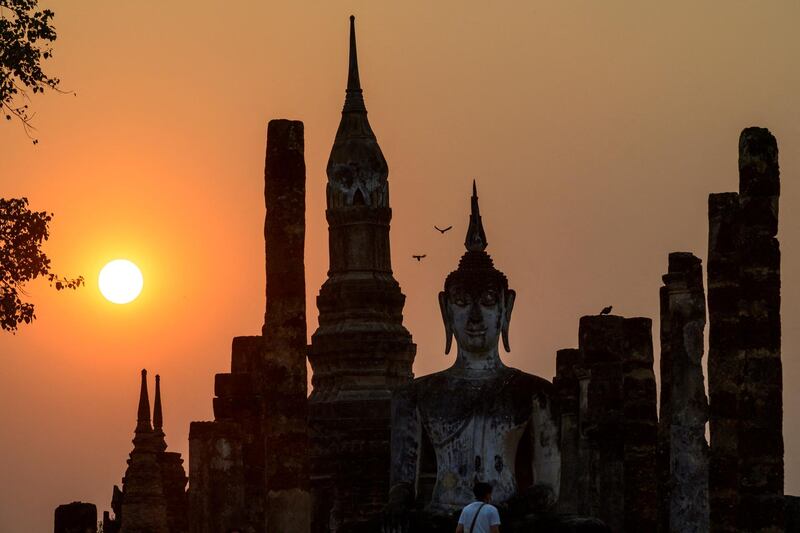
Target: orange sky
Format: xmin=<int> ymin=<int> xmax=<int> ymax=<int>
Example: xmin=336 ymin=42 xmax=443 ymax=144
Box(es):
xmin=2 ymin=1 xmax=800 ymax=530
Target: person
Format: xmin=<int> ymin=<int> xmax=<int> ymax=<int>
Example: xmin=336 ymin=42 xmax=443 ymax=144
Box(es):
xmin=455 ymin=482 xmax=500 ymax=533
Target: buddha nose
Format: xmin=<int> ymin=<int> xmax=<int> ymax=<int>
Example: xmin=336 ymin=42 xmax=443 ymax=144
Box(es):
xmin=468 ymin=301 xmax=483 ymax=323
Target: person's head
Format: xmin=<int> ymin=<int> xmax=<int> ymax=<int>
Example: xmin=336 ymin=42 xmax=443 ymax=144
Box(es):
xmin=473 ymin=481 xmax=493 ymax=503
xmin=440 ymin=182 xmax=515 ymax=358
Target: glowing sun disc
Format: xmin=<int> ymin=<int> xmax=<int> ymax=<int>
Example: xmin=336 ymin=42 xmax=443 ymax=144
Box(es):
xmin=99 ymin=259 xmax=143 ymax=304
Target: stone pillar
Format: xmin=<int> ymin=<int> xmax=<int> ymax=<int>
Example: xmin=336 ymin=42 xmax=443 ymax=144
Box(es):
xmin=735 ymin=127 xmax=783 ymax=532
xmin=262 ymin=118 xmax=311 ymax=531
xmin=54 ymin=502 xmax=97 ymax=533
xmin=659 ymin=252 xmax=709 ymax=533
xmin=554 ymin=348 xmax=581 ymax=514
xmin=708 ymin=127 xmax=784 ymax=533
xmin=575 ymin=315 xmax=657 ymax=532
xmin=707 ymin=192 xmax=741 ymax=533
xmin=622 ymin=317 xmax=658 ymax=533
xmin=578 ymin=315 xmax=625 ymax=532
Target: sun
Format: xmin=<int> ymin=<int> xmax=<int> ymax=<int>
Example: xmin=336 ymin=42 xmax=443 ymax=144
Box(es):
xmin=98 ymin=259 xmax=144 ymax=304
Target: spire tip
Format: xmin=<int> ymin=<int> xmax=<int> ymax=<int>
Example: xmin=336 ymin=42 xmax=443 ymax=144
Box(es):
xmin=153 ymin=373 xmax=163 ymax=431
xmin=343 ymin=13 xmax=365 ymax=112
xmin=465 ymin=181 xmax=488 ymax=252
xmin=136 ymin=368 xmax=152 ymax=432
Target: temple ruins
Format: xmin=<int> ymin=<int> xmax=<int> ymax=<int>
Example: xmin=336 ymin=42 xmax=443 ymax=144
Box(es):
xmin=56 ymin=17 xmax=796 ymax=533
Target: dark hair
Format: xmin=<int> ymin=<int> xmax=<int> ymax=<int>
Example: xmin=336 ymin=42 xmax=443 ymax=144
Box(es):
xmin=473 ymin=481 xmax=493 ymax=500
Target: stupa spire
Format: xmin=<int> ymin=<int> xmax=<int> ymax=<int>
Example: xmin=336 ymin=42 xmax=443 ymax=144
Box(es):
xmin=347 ymin=15 xmax=361 ymax=92
xmin=343 ymin=15 xmax=366 ymax=113
xmin=327 ymin=15 xmax=388 ymax=211
xmin=153 ymin=374 xmax=168 ymax=452
xmin=136 ymin=369 xmax=152 ymax=433
xmin=465 ymin=180 xmax=488 ymax=252
xmin=153 ymin=374 xmax=163 ymax=431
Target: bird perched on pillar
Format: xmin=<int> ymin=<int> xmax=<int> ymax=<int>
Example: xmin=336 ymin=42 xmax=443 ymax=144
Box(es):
xmin=599 ymin=306 xmax=613 ymax=315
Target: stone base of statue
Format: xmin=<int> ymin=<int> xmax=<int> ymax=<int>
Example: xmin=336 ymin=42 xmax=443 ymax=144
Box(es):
xmin=378 ymin=509 xmax=610 ymax=533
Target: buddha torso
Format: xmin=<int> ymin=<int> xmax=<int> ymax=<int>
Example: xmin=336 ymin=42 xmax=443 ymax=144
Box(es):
xmin=399 ymin=367 xmax=556 ymax=514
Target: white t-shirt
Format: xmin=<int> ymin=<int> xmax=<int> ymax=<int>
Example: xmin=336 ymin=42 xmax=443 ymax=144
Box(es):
xmin=457 ymin=501 xmax=501 ymax=533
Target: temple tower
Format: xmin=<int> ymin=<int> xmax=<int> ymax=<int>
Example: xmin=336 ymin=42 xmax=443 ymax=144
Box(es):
xmin=308 ymin=16 xmax=416 ymax=531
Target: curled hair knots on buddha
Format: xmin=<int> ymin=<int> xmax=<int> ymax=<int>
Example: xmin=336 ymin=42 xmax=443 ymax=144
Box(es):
xmin=439 ymin=181 xmax=516 ymax=354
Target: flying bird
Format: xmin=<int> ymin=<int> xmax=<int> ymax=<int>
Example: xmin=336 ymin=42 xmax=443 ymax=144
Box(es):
xmin=434 ymin=225 xmax=453 ymax=234
xmin=600 ymin=306 xmax=613 ymax=316
xmin=412 ymin=255 xmax=427 ymax=262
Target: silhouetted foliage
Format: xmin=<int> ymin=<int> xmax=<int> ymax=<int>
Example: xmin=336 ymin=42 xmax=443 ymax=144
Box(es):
xmin=0 ymin=197 xmax=83 ymax=332
xmin=1 ymin=0 xmax=61 ymax=143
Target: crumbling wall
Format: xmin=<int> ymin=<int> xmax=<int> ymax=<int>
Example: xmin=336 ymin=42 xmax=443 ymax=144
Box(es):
xmin=189 ymin=420 xmax=247 ymax=533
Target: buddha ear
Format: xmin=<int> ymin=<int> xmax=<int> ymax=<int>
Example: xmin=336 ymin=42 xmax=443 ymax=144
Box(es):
xmin=502 ymin=289 xmax=516 ymax=352
xmin=439 ymin=291 xmax=453 ymax=355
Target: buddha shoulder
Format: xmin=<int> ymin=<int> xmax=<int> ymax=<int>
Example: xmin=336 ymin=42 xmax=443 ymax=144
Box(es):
xmin=395 ymin=367 xmax=555 ymax=399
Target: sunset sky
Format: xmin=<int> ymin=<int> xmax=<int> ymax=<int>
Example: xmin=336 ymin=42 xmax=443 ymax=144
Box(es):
xmin=2 ymin=1 xmax=800 ymax=530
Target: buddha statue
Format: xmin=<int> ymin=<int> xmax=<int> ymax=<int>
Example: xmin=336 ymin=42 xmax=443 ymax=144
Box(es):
xmin=385 ymin=182 xmax=561 ymax=530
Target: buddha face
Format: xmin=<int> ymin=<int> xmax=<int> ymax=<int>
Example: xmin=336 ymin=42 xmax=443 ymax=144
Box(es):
xmin=440 ymin=282 xmax=515 ymax=355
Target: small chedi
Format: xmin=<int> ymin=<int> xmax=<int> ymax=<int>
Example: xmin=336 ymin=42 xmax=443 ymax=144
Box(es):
xmin=102 ymin=371 xmax=188 ymax=533
xmin=56 ymin=16 xmax=797 ymax=533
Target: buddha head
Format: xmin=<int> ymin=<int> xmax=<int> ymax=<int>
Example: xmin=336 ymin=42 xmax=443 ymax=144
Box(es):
xmin=439 ymin=182 xmax=516 ymax=357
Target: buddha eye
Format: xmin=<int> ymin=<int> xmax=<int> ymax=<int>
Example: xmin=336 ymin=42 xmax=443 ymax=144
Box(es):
xmin=480 ymin=291 xmax=498 ymax=306
xmin=450 ymin=291 xmax=470 ymax=307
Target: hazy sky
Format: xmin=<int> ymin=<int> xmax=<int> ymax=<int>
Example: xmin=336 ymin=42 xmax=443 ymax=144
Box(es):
xmin=1 ymin=1 xmax=799 ymax=530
